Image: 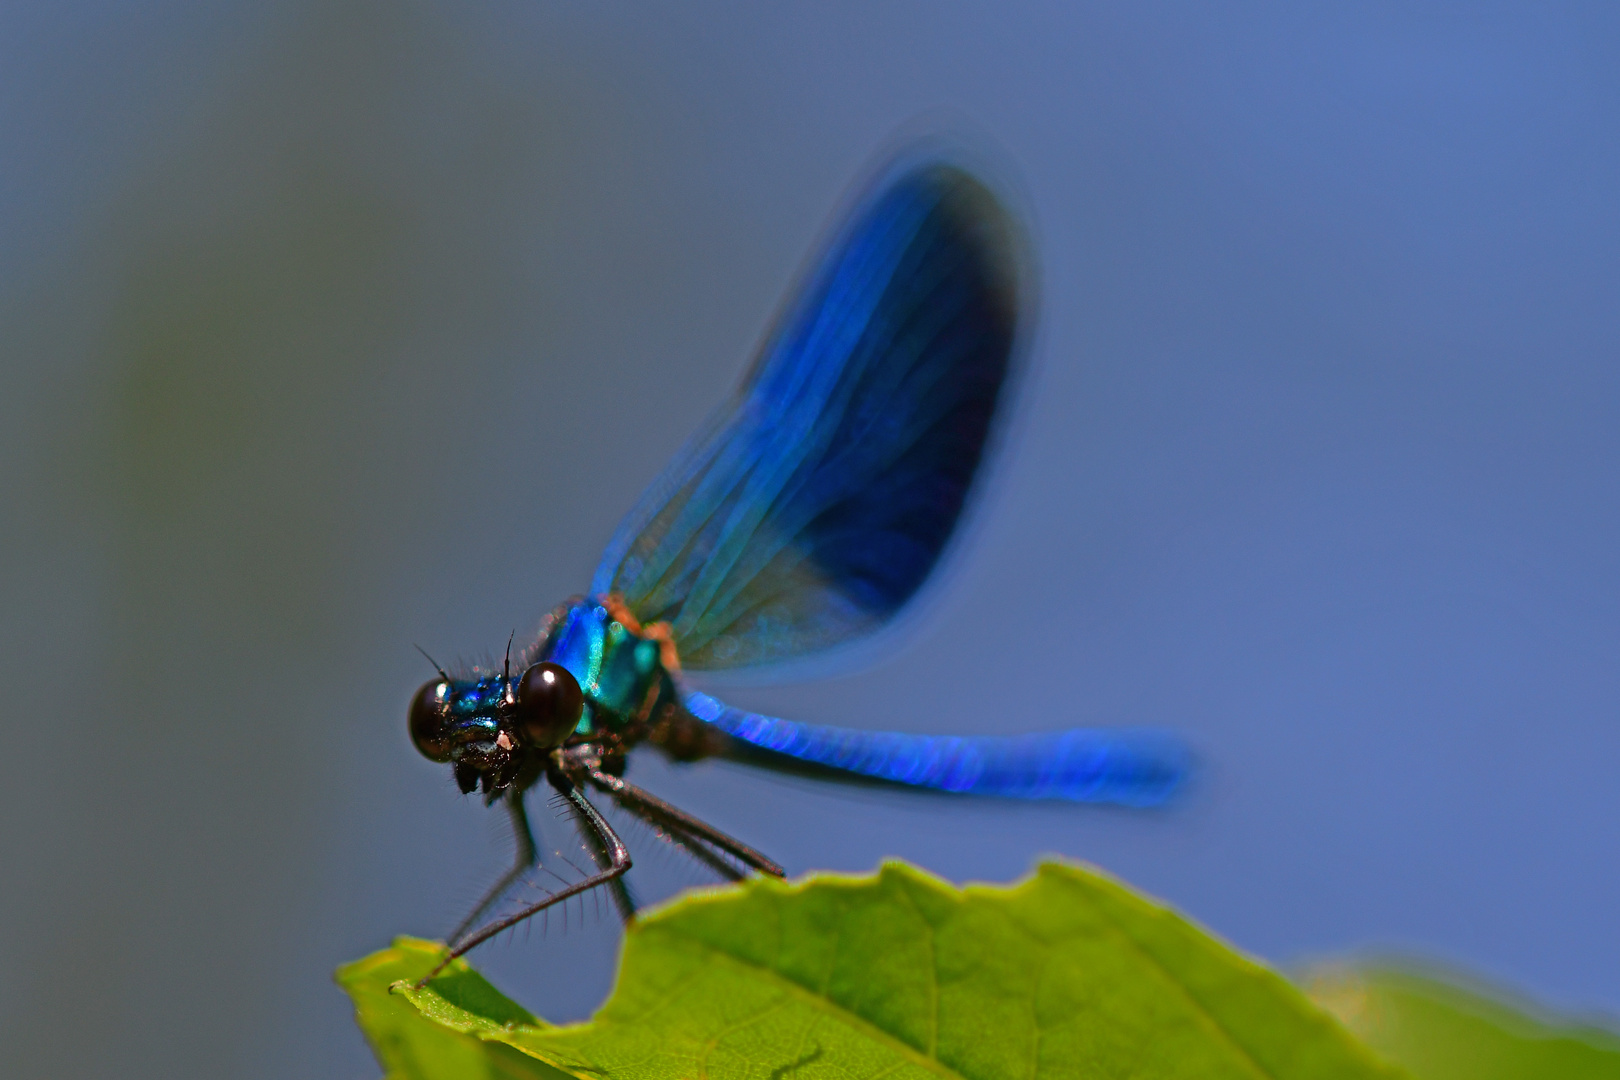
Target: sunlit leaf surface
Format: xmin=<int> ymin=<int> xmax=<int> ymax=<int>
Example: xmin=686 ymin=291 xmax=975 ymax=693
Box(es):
xmin=1304 ymin=963 xmax=1620 ymax=1080
xmin=343 ymin=862 xmax=1405 ymax=1080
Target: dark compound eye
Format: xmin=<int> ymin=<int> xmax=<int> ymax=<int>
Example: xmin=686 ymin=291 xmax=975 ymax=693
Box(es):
xmin=408 ymin=679 xmax=454 ymax=762
xmin=516 ymin=662 xmax=584 ymax=748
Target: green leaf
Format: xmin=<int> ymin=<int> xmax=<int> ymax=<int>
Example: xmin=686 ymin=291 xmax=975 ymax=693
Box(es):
xmin=1303 ymin=963 xmax=1620 ymax=1080
xmin=335 ymin=936 xmax=572 ymax=1080
xmin=343 ymin=861 xmax=1405 ymax=1080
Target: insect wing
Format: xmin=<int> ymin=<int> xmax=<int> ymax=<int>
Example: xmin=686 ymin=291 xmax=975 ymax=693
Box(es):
xmin=592 ymin=161 xmax=1026 ymax=668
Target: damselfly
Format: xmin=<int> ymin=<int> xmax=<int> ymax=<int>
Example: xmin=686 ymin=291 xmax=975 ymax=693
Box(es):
xmin=408 ymin=152 xmax=1188 ymax=977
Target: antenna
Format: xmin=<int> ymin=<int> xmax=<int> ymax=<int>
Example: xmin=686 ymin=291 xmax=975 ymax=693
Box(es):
xmin=413 ymin=644 xmax=450 ymax=682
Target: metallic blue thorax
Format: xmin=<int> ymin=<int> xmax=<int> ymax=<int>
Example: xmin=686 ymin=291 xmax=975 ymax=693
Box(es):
xmin=534 ymin=598 xmax=673 ymax=740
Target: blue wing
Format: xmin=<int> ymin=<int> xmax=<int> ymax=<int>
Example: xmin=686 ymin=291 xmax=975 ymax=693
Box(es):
xmin=683 ymin=691 xmax=1188 ymax=806
xmin=592 ymin=160 xmax=1026 ymax=669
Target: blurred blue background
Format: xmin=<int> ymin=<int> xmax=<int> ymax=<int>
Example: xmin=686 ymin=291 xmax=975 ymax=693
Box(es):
xmin=3 ymin=3 xmax=1618 ymax=1077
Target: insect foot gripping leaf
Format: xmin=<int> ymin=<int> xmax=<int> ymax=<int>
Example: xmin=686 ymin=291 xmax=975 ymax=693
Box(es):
xmin=335 ymin=938 xmax=573 ymax=1080
xmin=340 ymin=862 xmax=1409 ymax=1080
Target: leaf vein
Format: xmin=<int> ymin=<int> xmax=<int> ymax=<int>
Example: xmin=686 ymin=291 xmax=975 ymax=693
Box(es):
xmin=662 ymin=929 xmax=969 ymax=1080
xmin=893 ymin=877 xmax=940 ymax=1059
xmin=1071 ymin=886 xmax=1279 ymax=1080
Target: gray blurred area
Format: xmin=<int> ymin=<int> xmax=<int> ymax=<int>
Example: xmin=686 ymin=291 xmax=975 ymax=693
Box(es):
xmin=4 ymin=2 xmax=1620 ymax=1077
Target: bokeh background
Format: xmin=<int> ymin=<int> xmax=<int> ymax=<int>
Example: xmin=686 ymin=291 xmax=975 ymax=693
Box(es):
xmin=4 ymin=3 xmax=1619 ymax=1077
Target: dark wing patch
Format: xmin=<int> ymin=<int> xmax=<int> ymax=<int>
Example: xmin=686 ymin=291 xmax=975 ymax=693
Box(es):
xmin=592 ymin=162 xmax=1025 ymax=668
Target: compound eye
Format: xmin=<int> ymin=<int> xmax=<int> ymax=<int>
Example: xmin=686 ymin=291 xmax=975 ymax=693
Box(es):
xmin=516 ymin=662 xmax=584 ymax=748
xmin=408 ymin=680 xmax=454 ymax=762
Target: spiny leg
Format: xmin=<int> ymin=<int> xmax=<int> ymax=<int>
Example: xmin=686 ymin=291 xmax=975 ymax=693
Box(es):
xmin=447 ymin=789 xmax=538 ymax=949
xmin=564 ymin=779 xmax=639 ymax=926
xmin=595 ymin=779 xmax=748 ymax=883
xmin=585 ymin=767 xmax=785 ymax=878
xmin=421 ymin=773 xmax=630 ymax=986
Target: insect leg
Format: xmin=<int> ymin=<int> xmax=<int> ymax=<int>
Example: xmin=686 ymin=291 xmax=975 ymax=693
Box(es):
xmin=446 ymin=790 xmax=538 ymax=949
xmin=420 ymin=773 xmax=630 ymax=986
xmin=585 ymin=767 xmax=785 ymax=878
xmin=565 ymin=778 xmax=639 ymax=926
xmin=589 ymin=777 xmax=747 ymax=883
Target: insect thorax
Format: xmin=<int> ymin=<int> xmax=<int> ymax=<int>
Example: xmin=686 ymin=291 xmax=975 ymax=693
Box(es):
xmin=532 ymin=596 xmax=677 ymax=743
